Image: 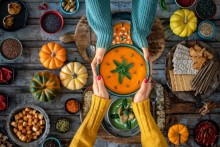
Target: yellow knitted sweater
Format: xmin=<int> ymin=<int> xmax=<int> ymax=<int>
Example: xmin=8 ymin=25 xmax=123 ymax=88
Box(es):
xmin=70 ymin=95 xmax=168 ymax=147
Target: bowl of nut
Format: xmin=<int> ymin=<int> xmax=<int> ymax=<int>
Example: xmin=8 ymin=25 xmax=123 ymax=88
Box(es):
xmin=60 ymin=0 xmax=79 ymax=14
xmin=7 ymin=105 xmax=50 ymax=147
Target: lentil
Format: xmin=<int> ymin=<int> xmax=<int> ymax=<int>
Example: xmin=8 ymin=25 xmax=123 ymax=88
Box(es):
xmin=1 ymin=39 xmax=22 ymax=60
xmin=199 ymin=22 xmax=214 ymax=38
xmin=42 ymin=14 xmax=62 ymax=33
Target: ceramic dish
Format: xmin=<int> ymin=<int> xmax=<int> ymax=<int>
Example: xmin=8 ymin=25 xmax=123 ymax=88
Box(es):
xmin=0 ymin=92 xmax=8 ymax=111
xmin=41 ymin=137 xmax=62 ymax=147
xmin=195 ymin=0 xmax=217 ymax=20
xmin=60 ymin=0 xmax=79 ymax=14
xmin=198 ymin=21 xmax=216 ymax=40
xmin=107 ymin=98 xmax=138 ymax=131
xmin=65 ymin=98 xmax=81 ymax=114
xmin=0 ymin=0 xmax=28 ymax=31
xmin=0 ymin=38 xmax=23 ymax=61
xmin=194 ymin=120 xmax=219 ymax=147
xmin=40 ymin=11 xmax=64 ymax=34
xmin=174 ymin=0 xmax=196 ymax=8
xmin=0 ymin=65 xmax=15 ymax=85
xmin=55 ymin=117 xmax=71 ymax=134
xmin=98 ymin=44 xmax=150 ymax=97
xmin=7 ymin=105 xmax=50 ymax=147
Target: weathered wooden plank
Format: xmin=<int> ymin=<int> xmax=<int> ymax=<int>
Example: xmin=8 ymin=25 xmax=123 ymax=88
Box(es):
xmin=2 ymin=2 xmax=219 ymax=19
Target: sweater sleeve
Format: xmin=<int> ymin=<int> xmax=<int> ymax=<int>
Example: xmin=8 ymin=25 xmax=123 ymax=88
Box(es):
xmin=70 ymin=95 xmax=111 ymax=147
xmin=131 ymin=0 xmax=158 ymax=48
xmin=85 ymin=0 xmax=113 ymax=49
xmin=132 ymin=99 xmax=168 ymax=147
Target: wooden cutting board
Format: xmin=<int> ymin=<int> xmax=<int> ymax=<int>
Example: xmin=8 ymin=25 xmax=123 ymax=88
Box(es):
xmin=59 ymin=14 xmax=165 ymax=62
xmin=165 ymin=41 xmax=220 ymax=102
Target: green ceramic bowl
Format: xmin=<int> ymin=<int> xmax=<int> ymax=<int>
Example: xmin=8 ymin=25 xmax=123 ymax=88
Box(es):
xmin=98 ymin=44 xmax=150 ymax=97
xmin=107 ymin=98 xmax=138 ymax=131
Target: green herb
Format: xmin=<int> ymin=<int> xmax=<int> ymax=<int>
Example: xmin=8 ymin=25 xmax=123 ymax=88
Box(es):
xmin=160 ymin=0 xmax=167 ymax=11
xmin=122 ymin=99 xmax=127 ymax=109
xmin=110 ymin=114 xmax=120 ymax=119
xmin=111 ymin=59 xmax=134 ymax=84
xmin=126 ymin=121 xmax=131 ymax=129
xmin=123 ymin=109 xmax=129 ymax=115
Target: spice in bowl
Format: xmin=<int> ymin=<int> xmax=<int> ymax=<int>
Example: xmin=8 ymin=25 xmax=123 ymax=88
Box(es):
xmin=41 ymin=11 xmax=64 ymax=34
xmin=196 ymin=0 xmax=217 ymax=20
xmin=0 ymin=66 xmax=13 ymax=84
xmin=0 ymin=38 xmax=22 ymax=60
xmin=65 ymin=99 xmax=80 ymax=114
xmin=61 ymin=0 xmax=78 ymax=13
xmin=198 ymin=21 xmax=215 ymax=39
xmin=55 ymin=118 xmax=70 ymax=133
xmin=43 ymin=137 xmax=61 ymax=147
xmin=175 ymin=0 xmax=196 ymax=8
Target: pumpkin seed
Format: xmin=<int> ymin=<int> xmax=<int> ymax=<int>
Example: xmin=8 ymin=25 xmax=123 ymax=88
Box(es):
xmin=126 ymin=84 xmax=130 ymax=88
xmin=107 ymin=76 xmax=111 ymax=78
xmin=106 ymin=62 xmax=110 ymax=66
xmin=133 ymin=71 xmax=137 ymax=74
xmin=114 ymin=86 xmax=117 ymax=89
xmin=130 ymin=53 xmax=134 ymax=58
xmin=137 ymin=80 xmax=140 ymax=85
xmin=114 ymin=49 xmax=119 ymax=53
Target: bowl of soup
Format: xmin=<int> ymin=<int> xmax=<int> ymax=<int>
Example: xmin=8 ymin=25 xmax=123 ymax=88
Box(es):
xmin=99 ymin=44 xmax=150 ymax=97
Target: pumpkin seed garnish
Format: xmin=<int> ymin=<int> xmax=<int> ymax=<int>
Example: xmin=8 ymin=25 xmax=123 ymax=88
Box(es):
xmin=140 ymin=63 xmax=143 ymax=66
xmin=137 ymin=80 xmax=140 ymax=84
xmin=130 ymin=53 xmax=134 ymax=58
xmin=114 ymin=86 xmax=117 ymax=89
xmin=106 ymin=62 xmax=110 ymax=66
xmin=114 ymin=49 xmax=119 ymax=53
xmin=126 ymin=84 xmax=130 ymax=88
xmin=111 ymin=59 xmax=134 ymax=84
xmin=107 ymin=76 xmax=111 ymax=78
xmin=133 ymin=71 xmax=137 ymax=74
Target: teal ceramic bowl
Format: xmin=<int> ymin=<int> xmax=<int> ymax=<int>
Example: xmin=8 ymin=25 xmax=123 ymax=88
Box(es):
xmin=198 ymin=20 xmax=216 ymax=40
xmin=98 ymin=44 xmax=150 ymax=97
xmin=41 ymin=137 xmax=62 ymax=147
xmin=107 ymin=98 xmax=138 ymax=131
xmin=60 ymin=0 xmax=79 ymax=14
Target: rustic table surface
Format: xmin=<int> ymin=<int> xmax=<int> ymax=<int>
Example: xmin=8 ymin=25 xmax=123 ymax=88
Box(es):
xmin=0 ymin=0 xmax=220 ymax=147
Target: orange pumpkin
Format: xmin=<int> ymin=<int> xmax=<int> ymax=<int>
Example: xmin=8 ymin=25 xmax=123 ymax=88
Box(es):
xmin=39 ymin=42 xmax=67 ymax=69
xmin=168 ymin=124 xmax=189 ymax=145
xmin=112 ymin=22 xmax=133 ymax=45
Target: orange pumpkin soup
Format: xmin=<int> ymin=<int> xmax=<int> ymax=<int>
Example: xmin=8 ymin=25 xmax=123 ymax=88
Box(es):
xmin=112 ymin=22 xmax=133 ymax=45
xmin=100 ymin=46 xmax=147 ymax=95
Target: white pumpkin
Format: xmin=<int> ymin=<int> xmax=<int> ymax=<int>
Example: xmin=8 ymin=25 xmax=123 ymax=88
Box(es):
xmin=60 ymin=62 xmax=88 ymax=90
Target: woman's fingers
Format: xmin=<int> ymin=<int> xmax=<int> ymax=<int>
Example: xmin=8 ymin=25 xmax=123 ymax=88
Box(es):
xmin=92 ymin=75 xmax=98 ymax=95
xmin=97 ymin=75 xmax=109 ymax=99
xmin=91 ymin=56 xmax=98 ymax=77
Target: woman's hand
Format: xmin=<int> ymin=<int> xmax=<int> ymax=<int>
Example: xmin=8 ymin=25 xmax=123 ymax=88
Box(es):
xmin=142 ymin=47 xmax=150 ymax=61
xmin=91 ymin=48 xmax=106 ymax=76
xmin=93 ymin=75 xmax=109 ymax=99
xmin=133 ymin=77 xmax=155 ymax=103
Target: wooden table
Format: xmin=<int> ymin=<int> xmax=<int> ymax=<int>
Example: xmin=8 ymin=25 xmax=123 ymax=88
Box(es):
xmin=0 ymin=0 xmax=220 ymax=147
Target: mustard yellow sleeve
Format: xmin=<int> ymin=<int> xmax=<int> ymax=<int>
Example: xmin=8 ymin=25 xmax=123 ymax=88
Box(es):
xmin=70 ymin=95 xmax=111 ymax=147
xmin=132 ymin=99 xmax=168 ymax=147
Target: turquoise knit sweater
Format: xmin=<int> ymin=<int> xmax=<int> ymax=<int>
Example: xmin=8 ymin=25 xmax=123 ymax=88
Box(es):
xmin=86 ymin=0 xmax=158 ymax=49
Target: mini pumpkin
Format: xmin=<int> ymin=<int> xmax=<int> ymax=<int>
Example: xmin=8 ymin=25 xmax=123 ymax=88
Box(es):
xmin=39 ymin=42 xmax=67 ymax=69
xmin=170 ymin=9 xmax=197 ymax=37
xmin=30 ymin=71 xmax=61 ymax=102
xmin=168 ymin=124 xmax=189 ymax=145
xmin=60 ymin=62 xmax=88 ymax=90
